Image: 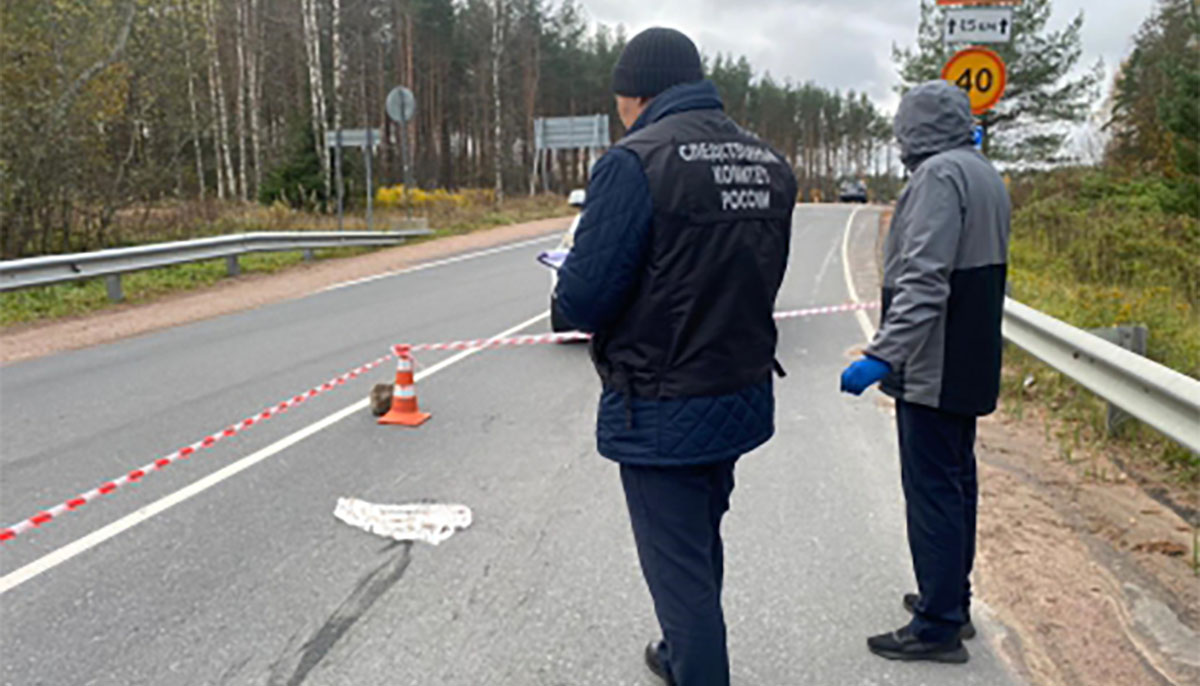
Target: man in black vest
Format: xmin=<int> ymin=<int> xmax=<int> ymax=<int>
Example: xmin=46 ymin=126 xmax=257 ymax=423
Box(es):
xmin=555 ymin=28 xmax=797 ymax=686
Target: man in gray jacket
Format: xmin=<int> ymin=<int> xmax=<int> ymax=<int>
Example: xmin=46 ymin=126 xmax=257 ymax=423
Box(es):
xmin=840 ymin=80 xmax=1011 ymax=664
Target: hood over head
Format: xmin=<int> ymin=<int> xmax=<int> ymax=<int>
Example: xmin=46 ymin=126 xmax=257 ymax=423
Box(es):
xmin=894 ymin=80 xmax=975 ymax=171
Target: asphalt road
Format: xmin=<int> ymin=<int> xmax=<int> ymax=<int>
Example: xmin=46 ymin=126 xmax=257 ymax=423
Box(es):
xmin=0 ymin=206 xmax=1024 ymax=686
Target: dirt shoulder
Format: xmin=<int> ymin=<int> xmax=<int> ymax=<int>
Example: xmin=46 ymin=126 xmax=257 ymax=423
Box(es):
xmin=0 ymin=216 xmax=570 ymax=365
xmin=862 ymin=209 xmax=1199 ymax=686
xmin=974 ymin=410 xmax=1199 ymax=686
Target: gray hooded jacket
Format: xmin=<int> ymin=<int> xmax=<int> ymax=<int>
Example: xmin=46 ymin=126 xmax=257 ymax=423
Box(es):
xmin=866 ymin=81 xmax=1011 ymax=416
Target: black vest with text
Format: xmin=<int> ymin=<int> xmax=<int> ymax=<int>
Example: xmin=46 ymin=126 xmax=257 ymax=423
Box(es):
xmin=592 ymin=108 xmax=797 ymax=399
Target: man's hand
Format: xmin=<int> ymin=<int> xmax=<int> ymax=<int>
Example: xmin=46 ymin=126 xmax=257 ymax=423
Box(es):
xmin=840 ymin=356 xmax=892 ymax=396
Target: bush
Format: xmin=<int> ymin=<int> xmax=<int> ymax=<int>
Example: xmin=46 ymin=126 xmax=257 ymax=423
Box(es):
xmin=1006 ymin=168 xmax=1200 ymax=479
xmin=375 ymin=184 xmax=496 ymax=211
xmin=259 ymin=124 xmax=327 ymax=211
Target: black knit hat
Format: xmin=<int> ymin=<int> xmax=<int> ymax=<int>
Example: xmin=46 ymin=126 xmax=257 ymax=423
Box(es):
xmin=612 ymin=28 xmax=704 ymax=98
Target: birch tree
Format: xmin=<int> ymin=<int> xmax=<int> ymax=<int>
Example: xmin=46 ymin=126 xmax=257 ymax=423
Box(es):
xmin=331 ymin=0 xmax=344 ymax=135
xmin=182 ymin=1 xmax=206 ymax=199
xmin=205 ymin=0 xmax=237 ymax=199
xmin=247 ymin=0 xmax=263 ymax=195
xmin=204 ymin=13 xmax=225 ymax=201
xmin=330 ymin=0 xmax=344 ymax=208
xmin=301 ymin=0 xmax=330 ymax=203
xmin=234 ymin=0 xmax=249 ymax=201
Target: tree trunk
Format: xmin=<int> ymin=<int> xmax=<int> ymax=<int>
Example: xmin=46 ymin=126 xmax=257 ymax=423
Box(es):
xmin=491 ymin=0 xmax=505 ymax=205
xmin=206 ymin=0 xmax=237 ymax=200
xmin=524 ymin=22 xmax=539 ymax=196
xmin=330 ymin=0 xmax=344 ymax=136
xmin=301 ymin=0 xmax=330 ymax=204
xmin=205 ymin=11 xmax=225 ymax=200
xmin=235 ymin=0 xmax=249 ymax=202
xmin=405 ymin=15 xmax=416 ymax=183
xmin=183 ymin=2 xmax=206 ymax=200
xmin=247 ymin=0 xmax=263 ymax=198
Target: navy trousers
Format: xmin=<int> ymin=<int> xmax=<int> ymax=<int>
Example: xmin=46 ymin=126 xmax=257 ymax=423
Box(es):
xmin=620 ymin=459 xmax=738 ymax=686
xmin=896 ymin=399 xmax=978 ymax=644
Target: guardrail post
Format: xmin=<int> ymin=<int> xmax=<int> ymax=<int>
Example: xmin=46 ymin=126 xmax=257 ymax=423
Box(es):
xmin=1087 ymin=325 xmax=1150 ymax=435
xmin=303 ymin=249 xmax=315 ymax=262
xmin=226 ymin=255 xmax=241 ymax=277
xmin=105 ymin=275 xmax=124 ymax=302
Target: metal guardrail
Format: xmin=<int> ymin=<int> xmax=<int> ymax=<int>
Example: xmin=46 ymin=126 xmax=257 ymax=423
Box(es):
xmin=1003 ymin=297 xmax=1200 ymax=454
xmin=0 ymin=230 xmax=432 ymax=301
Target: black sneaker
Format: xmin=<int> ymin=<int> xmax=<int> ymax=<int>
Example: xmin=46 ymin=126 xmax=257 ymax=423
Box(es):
xmin=644 ymin=640 xmax=675 ymax=685
xmin=867 ymin=625 xmax=970 ymax=664
xmin=903 ymin=593 xmax=977 ymax=640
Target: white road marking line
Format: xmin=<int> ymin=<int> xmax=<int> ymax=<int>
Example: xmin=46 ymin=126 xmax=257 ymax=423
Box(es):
xmin=840 ymin=206 xmax=877 ymax=341
xmin=318 ymin=234 xmax=561 ymax=293
xmin=0 ymin=312 xmax=550 ymax=595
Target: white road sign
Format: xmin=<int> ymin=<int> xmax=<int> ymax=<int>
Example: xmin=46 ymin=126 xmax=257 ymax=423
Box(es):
xmin=534 ymin=115 xmax=610 ymax=151
xmin=945 ymin=7 xmax=1014 ymax=44
xmin=325 ymin=128 xmax=383 ymax=149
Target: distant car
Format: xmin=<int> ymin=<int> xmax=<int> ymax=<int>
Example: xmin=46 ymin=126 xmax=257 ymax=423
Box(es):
xmin=839 ymin=181 xmax=869 ymax=204
xmin=537 ymin=189 xmax=586 ymax=333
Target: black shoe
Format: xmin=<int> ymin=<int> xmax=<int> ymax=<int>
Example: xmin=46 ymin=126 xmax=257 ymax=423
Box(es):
xmin=644 ymin=640 xmax=674 ymax=685
xmin=867 ymin=625 xmax=970 ymax=664
xmin=903 ymin=592 xmax=977 ymax=640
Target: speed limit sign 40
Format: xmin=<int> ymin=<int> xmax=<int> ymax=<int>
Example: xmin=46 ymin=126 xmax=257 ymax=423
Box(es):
xmin=942 ymin=47 xmax=1007 ymax=115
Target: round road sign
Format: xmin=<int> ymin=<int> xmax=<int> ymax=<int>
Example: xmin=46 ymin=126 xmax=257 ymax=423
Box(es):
xmin=941 ymin=47 xmax=1007 ymax=115
xmin=386 ymin=86 xmax=416 ymax=124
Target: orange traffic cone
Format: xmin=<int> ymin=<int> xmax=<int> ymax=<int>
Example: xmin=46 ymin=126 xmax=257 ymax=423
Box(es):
xmin=378 ymin=345 xmax=431 ymax=427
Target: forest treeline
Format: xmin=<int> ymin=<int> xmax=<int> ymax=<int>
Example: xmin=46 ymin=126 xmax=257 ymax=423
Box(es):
xmin=0 ymin=0 xmax=893 ymax=259
xmin=1105 ymin=0 xmax=1198 ymax=212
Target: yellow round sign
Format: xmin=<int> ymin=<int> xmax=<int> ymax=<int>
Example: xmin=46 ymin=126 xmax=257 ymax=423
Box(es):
xmin=941 ymin=47 xmax=1008 ymax=115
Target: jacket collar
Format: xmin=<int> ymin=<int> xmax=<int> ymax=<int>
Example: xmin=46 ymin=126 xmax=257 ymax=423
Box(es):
xmin=627 ymin=80 xmax=724 ymax=134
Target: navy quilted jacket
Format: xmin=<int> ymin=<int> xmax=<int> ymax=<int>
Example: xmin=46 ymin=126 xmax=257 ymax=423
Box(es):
xmin=555 ymin=81 xmax=776 ymax=466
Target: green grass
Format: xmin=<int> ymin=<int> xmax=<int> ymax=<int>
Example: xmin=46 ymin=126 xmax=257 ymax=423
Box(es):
xmin=1 ymin=196 xmax=567 ymax=327
xmin=1004 ymin=168 xmax=1200 ymax=481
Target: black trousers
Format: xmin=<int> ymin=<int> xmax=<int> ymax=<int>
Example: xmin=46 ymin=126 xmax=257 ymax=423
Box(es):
xmin=620 ymin=459 xmax=738 ymax=686
xmin=896 ymin=399 xmax=978 ymax=643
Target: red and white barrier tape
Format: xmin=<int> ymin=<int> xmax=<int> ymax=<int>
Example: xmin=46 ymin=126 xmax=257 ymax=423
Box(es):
xmin=771 ymin=301 xmax=879 ymax=320
xmin=0 ymin=354 xmax=395 ymax=543
xmin=401 ymin=302 xmax=881 ymax=353
xmin=2 ymin=300 xmax=877 ymax=545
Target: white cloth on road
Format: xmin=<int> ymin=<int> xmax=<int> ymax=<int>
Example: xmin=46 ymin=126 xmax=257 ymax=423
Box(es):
xmin=334 ymin=498 xmax=472 ymax=545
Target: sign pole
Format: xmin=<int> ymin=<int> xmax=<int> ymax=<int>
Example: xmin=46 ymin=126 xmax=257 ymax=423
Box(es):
xmin=385 ymin=86 xmax=417 ymax=221
xmin=399 ymin=112 xmax=411 ymax=220
xmin=366 ymin=128 xmax=374 ymax=232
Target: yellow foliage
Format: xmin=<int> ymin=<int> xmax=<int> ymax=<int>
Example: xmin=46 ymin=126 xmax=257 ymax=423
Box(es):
xmin=374 ymin=185 xmax=495 ymax=210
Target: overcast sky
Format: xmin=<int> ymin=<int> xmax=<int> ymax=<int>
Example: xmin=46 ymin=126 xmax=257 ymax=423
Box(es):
xmin=564 ymin=0 xmax=1157 ymax=113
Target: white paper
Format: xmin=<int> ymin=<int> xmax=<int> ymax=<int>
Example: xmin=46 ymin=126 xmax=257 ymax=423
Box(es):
xmin=334 ymin=498 xmax=473 ymax=545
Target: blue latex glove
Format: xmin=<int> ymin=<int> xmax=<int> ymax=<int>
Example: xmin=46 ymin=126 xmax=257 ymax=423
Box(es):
xmin=840 ymin=356 xmax=892 ymax=396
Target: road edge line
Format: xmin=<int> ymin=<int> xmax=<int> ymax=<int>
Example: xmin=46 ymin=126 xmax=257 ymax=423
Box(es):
xmin=318 ymin=234 xmax=560 ymax=293
xmin=841 ymin=206 xmax=877 ymax=341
